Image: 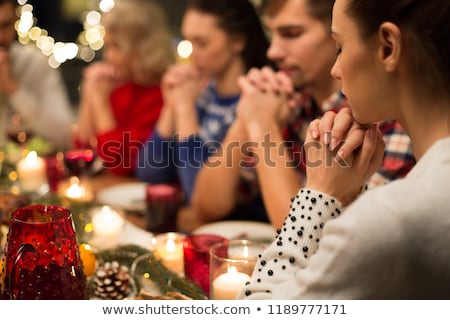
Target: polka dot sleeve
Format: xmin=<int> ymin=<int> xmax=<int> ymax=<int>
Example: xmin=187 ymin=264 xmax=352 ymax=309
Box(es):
xmin=238 ymin=188 xmax=342 ymax=299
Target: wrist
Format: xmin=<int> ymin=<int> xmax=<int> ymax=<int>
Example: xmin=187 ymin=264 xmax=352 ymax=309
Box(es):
xmin=228 ymin=120 xmax=248 ymax=141
xmin=304 ymin=181 xmax=362 ymax=207
xmin=246 ymin=121 xmax=281 ymax=142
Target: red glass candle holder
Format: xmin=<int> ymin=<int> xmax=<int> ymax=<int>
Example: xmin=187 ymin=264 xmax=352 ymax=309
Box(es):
xmin=145 ymin=184 xmax=180 ymax=233
xmin=1 ymin=204 xmax=88 ymax=299
xmin=44 ymin=153 xmax=68 ymax=193
xmin=182 ymin=234 xmax=227 ymax=298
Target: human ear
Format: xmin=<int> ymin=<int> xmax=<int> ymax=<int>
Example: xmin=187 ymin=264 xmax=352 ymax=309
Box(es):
xmin=230 ymin=34 xmax=246 ymax=54
xmin=378 ymin=22 xmax=402 ymax=72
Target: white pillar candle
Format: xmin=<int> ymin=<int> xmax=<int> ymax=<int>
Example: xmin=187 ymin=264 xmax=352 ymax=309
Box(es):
xmin=212 ymin=266 xmax=251 ymax=300
xmin=16 ymin=151 xmax=48 ymax=192
xmin=154 ymin=232 xmax=185 ymax=275
xmin=91 ymin=206 xmax=124 ymax=249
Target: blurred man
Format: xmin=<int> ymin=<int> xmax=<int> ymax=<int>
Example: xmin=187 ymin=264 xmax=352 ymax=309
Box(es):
xmin=0 ymin=0 xmax=74 ymax=148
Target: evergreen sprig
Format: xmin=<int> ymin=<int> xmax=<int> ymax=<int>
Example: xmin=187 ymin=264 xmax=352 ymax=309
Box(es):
xmin=98 ymin=244 xmax=207 ymax=300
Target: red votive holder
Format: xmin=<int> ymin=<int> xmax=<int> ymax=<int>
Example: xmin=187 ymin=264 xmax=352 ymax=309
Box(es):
xmin=145 ymin=184 xmax=180 ymax=233
xmin=44 ymin=153 xmax=67 ymax=193
xmin=182 ymin=234 xmax=227 ymax=298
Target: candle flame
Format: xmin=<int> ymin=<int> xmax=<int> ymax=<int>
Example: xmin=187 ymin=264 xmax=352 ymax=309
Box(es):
xmin=100 ymin=206 xmax=122 ymax=223
xmin=228 ymin=266 xmax=238 ymax=274
xmin=26 ymin=151 xmax=38 ymax=161
xmin=92 ymin=206 xmax=124 ymax=234
xmin=243 ymin=246 xmax=249 ymax=258
xmin=66 ymin=177 xmax=86 ymax=199
xmin=166 ymin=239 xmax=176 ymax=252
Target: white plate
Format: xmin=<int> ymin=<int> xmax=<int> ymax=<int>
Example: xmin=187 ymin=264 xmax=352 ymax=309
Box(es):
xmin=96 ymin=182 xmax=147 ymax=212
xmin=119 ymin=222 xmax=154 ymax=249
xmin=192 ymin=220 xmax=276 ymax=243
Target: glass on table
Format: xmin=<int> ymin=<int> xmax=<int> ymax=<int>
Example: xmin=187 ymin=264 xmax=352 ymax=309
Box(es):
xmin=209 ymin=239 xmax=266 ymax=300
xmin=63 ymin=148 xmax=96 ymax=177
xmin=6 ymin=113 xmax=34 ymax=147
xmin=1 ymin=204 xmax=89 ymax=299
xmin=62 ymin=125 xmax=98 ymax=180
xmin=145 ymin=183 xmax=180 ymax=233
xmin=182 ymin=234 xmax=227 ymax=298
xmin=152 ymin=232 xmax=185 ymax=275
xmin=44 ymin=152 xmax=68 ymax=193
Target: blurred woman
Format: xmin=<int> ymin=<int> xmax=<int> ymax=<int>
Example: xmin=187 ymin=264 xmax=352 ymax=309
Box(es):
xmin=135 ymin=0 xmax=272 ymax=202
xmin=75 ymin=0 xmax=175 ymax=175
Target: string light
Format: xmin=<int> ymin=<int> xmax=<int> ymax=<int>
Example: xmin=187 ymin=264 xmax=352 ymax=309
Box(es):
xmin=15 ymin=0 xmax=115 ymax=68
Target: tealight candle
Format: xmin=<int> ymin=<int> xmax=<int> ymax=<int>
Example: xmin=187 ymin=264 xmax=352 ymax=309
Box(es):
xmin=58 ymin=176 xmax=94 ymax=202
xmin=66 ymin=177 xmax=86 ymax=198
xmin=209 ymin=240 xmax=266 ymax=300
xmin=91 ymin=206 xmax=125 ymax=249
xmin=212 ymin=266 xmax=251 ymax=300
xmin=16 ymin=151 xmax=48 ymax=193
xmin=153 ymin=232 xmax=185 ymax=275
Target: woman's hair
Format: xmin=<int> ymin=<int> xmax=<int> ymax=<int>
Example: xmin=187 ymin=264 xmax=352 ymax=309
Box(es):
xmin=261 ymin=0 xmax=334 ymax=27
xmin=345 ymin=0 xmax=450 ymax=100
xmin=186 ymin=0 xmax=273 ymax=71
xmin=102 ymin=0 xmax=175 ymax=85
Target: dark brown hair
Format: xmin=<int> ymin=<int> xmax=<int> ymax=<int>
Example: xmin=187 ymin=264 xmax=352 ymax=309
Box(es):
xmin=261 ymin=0 xmax=335 ymax=26
xmin=186 ymin=0 xmax=273 ymax=71
xmin=345 ymin=0 xmax=450 ymax=99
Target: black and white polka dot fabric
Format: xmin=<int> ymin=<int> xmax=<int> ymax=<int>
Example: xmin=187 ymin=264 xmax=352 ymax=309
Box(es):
xmin=238 ymin=188 xmax=342 ymax=299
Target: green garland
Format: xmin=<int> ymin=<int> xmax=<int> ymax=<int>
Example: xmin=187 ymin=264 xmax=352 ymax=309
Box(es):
xmin=98 ymin=244 xmax=207 ymax=300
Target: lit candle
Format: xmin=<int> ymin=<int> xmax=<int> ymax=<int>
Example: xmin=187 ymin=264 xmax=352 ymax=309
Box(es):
xmin=176 ymin=40 xmax=192 ymax=64
xmin=66 ymin=177 xmax=85 ymax=198
xmin=212 ymin=266 xmax=251 ymax=300
xmin=58 ymin=176 xmax=93 ymax=202
xmin=16 ymin=151 xmax=48 ymax=192
xmin=153 ymin=232 xmax=185 ymax=275
xmin=91 ymin=206 xmax=125 ymax=249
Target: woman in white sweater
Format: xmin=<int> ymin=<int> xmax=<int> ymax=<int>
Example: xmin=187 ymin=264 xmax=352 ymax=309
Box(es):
xmin=239 ymin=0 xmax=450 ymax=299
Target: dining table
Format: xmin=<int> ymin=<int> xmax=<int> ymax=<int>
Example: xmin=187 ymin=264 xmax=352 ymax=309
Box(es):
xmin=0 ymin=149 xmax=275 ymax=300
xmin=0 ymin=169 xmax=210 ymax=299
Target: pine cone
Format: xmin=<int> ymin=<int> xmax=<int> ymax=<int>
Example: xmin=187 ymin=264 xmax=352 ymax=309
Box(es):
xmin=93 ymin=261 xmax=131 ymax=300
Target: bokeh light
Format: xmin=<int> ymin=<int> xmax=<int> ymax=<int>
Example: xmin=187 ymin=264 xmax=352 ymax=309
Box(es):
xmin=15 ymin=0 xmax=116 ymax=67
xmin=177 ymin=40 xmax=193 ymax=59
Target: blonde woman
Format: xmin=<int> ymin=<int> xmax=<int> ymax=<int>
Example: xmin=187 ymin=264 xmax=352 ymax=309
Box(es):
xmin=76 ymin=0 xmax=175 ymax=175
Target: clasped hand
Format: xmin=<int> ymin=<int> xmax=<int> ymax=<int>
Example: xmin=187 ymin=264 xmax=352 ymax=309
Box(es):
xmin=305 ymin=108 xmax=385 ymax=206
xmin=81 ymin=62 xmax=122 ymax=105
xmin=236 ymin=67 xmax=299 ymax=138
xmin=162 ymin=64 xmax=205 ymax=112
